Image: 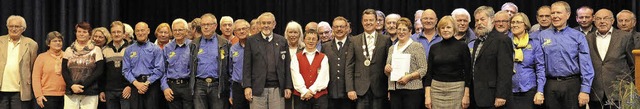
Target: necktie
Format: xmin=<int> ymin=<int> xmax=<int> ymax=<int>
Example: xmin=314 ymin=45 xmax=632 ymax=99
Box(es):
xmin=337 ymin=41 xmax=343 ymax=51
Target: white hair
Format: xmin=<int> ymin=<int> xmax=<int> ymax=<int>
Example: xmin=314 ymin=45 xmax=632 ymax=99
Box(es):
xmin=318 ymin=21 xmax=332 ymax=31
xmin=220 ymin=16 xmax=234 ymax=24
xmin=172 ymin=18 xmax=189 ymax=30
xmin=285 ymin=21 xmax=305 ymax=47
xmin=386 ymin=13 xmax=401 ymax=20
xmin=501 ymin=2 xmax=518 ymax=12
xmin=452 ymin=8 xmax=471 ymax=21
xmin=124 ymin=23 xmax=134 ymax=39
xmin=6 ymin=15 xmax=26 ymax=28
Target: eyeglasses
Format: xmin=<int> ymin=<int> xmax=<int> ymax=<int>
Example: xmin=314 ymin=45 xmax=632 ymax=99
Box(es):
xmin=7 ymin=25 xmax=23 ymax=30
xmin=510 ymin=21 xmax=525 ymax=25
xmin=201 ymin=23 xmax=217 ymax=27
xmin=397 ymin=28 xmax=410 ymax=33
xmin=495 ymin=20 xmax=510 ymax=23
xmin=319 ymin=31 xmax=331 ymax=35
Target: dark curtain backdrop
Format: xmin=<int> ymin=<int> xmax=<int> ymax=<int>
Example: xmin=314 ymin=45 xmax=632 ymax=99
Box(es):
xmin=1 ymin=0 xmax=638 ymax=53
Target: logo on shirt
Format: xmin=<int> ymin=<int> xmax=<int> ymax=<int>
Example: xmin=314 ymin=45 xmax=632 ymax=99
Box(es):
xmin=130 ymin=52 xmax=137 ymax=58
xmin=542 ymin=38 xmax=552 ymax=47
xmin=198 ymin=49 xmax=204 ymax=55
xmin=169 ymin=52 xmax=176 ymax=59
xmin=220 ymin=50 xmax=225 ymax=60
xmin=233 ymin=51 xmax=239 ymax=57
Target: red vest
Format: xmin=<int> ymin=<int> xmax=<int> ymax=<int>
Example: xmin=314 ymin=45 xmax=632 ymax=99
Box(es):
xmin=292 ymin=52 xmax=328 ymax=98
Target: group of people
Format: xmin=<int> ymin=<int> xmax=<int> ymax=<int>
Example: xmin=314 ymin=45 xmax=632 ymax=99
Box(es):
xmin=0 ymin=1 xmax=638 ymax=109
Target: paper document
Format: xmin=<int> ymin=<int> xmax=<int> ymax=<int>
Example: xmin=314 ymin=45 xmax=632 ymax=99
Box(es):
xmin=390 ymin=54 xmax=411 ymax=81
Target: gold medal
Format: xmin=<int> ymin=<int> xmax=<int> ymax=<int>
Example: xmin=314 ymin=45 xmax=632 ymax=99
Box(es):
xmin=205 ymin=78 xmax=213 ymax=83
xmin=364 ymin=60 xmax=370 ymax=66
xmin=115 ymin=60 xmax=121 ymax=68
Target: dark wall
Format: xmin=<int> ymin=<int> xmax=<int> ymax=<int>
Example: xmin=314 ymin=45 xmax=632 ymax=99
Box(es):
xmin=1 ymin=0 xmax=637 ymax=53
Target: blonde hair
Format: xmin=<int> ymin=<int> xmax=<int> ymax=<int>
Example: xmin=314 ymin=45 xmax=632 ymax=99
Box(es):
xmin=92 ymin=27 xmax=112 ymax=43
xmin=155 ymin=23 xmax=172 ymax=36
xmin=285 ymin=21 xmax=305 ymax=48
xmin=437 ymin=16 xmax=458 ymax=35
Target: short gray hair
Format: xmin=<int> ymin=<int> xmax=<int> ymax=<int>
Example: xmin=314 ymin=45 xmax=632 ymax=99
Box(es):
xmin=6 ymin=15 xmax=26 ymax=28
xmin=386 ymin=13 xmax=401 ymax=20
xmin=318 ymin=21 xmax=331 ymax=31
xmin=452 ymin=8 xmax=471 ymax=21
xmin=551 ymin=1 xmax=571 ymax=13
xmin=475 ymin=6 xmax=495 ymax=19
xmin=616 ymin=10 xmax=635 ymax=20
xmin=501 ymin=2 xmax=518 ymax=12
xmin=172 ymin=18 xmax=189 ymax=30
xmin=220 ymin=16 xmax=234 ymax=24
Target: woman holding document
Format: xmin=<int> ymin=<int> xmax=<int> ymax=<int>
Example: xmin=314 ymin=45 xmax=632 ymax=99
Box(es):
xmin=384 ymin=17 xmax=427 ymax=109
xmin=423 ymin=16 xmax=472 ymax=109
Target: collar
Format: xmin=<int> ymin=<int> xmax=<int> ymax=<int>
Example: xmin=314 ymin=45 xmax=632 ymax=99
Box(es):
xmin=112 ymin=40 xmax=126 ymax=47
xmin=202 ymin=34 xmax=217 ymax=41
xmin=261 ymin=32 xmax=273 ymax=40
xmin=335 ymin=37 xmax=347 ymax=44
xmin=8 ymin=36 xmax=21 ymax=43
xmin=364 ymin=31 xmax=377 ymax=38
xmin=595 ymin=27 xmax=613 ymax=37
xmin=303 ymin=49 xmax=319 ymax=55
xmin=580 ymin=25 xmax=593 ymax=32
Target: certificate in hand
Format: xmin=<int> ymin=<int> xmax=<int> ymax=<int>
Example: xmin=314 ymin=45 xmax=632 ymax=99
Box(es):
xmin=390 ymin=53 xmax=411 ymax=81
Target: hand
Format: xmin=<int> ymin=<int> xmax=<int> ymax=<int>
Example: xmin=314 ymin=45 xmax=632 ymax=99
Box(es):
xmin=164 ymin=88 xmax=175 ymax=102
xmin=387 ymin=92 xmax=391 ymax=101
xmin=122 ymin=86 xmax=131 ymax=99
xmin=384 ymin=64 xmax=392 ymax=75
xmin=71 ymin=84 xmax=85 ymax=93
xmin=462 ymin=87 xmax=470 ymax=109
xmin=133 ymin=81 xmax=149 ymax=94
xmin=99 ymin=92 xmax=107 ymax=102
xmin=397 ymin=75 xmax=412 ymax=85
xmin=425 ymin=95 xmax=432 ymax=109
xmin=494 ymin=98 xmax=506 ymax=107
xmin=229 ymin=98 xmax=233 ymax=105
xmin=533 ymin=92 xmax=544 ymax=105
xmin=244 ymin=88 xmax=253 ymax=102
xmin=36 ymin=96 xmax=48 ymax=108
xmin=302 ymin=92 xmax=314 ymax=101
xmin=284 ymin=89 xmax=292 ymax=99
xmin=347 ymin=91 xmax=358 ymax=100
xmin=578 ymin=92 xmax=589 ymax=106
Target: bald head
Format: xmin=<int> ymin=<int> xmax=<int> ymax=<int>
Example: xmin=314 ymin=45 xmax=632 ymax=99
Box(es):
xmin=134 ymin=22 xmax=150 ymax=42
xmin=594 ymin=9 xmax=614 ymax=34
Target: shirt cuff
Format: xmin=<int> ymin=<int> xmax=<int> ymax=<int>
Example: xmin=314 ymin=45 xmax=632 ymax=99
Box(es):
xmin=580 ymin=85 xmax=591 ymax=93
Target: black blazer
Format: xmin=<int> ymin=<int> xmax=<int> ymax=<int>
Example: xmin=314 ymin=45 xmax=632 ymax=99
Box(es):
xmin=471 ymin=29 xmax=513 ymax=107
xmin=586 ymin=29 xmax=635 ymax=101
xmin=242 ymin=33 xmax=293 ymax=96
xmin=632 ymin=31 xmax=640 ymax=49
xmin=346 ymin=32 xmax=392 ymax=97
xmin=189 ymin=35 xmax=231 ymax=97
xmin=321 ymin=37 xmax=355 ymax=99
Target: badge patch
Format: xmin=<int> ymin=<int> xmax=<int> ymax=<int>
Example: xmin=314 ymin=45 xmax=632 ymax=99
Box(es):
xmin=130 ymin=52 xmax=137 ymax=58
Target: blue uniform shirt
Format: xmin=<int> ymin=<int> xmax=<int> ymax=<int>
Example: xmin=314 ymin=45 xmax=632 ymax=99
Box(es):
xmin=512 ymin=34 xmax=546 ymax=93
xmin=229 ymin=43 xmax=244 ymax=83
xmin=196 ymin=35 xmax=220 ymax=79
xmin=535 ymin=27 xmax=594 ymax=93
xmin=411 ymin=33 xmax=442 ymax=59
xmin=161 ymin=39 xmax=192 ymax=90
xmin=123 ymin=40 xmax=165 ymax=84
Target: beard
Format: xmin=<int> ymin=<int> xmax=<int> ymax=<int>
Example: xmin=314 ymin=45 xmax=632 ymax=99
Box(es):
xmin=475 ymin=23 xmax=493 ymax=37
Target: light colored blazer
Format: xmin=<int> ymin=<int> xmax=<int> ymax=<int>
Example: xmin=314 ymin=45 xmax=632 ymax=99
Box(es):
xmin=0 ymin=35 xmax=38 ymax=101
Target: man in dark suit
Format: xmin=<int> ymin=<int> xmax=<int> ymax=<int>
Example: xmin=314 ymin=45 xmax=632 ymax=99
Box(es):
xmin=345 ymin=9 xmax=392 ymax=109
xmin=615 ymin=10 xmax=640 ymax=49
xmin=574 ymin=6 xmax=596 ymax=36
xmin=470 ymin=6 xmax=513 ymax=109
xmin=586 ymin=9 xmax=635 ymax=109
xmin=321 ymin=16 xmax=355 ymax=109
xmin=243 ymin=12 xmax=293 ymax=109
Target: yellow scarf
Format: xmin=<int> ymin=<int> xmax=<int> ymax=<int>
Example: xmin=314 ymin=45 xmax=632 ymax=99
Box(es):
xmin=513 ymin=33 xmax=529 ymax=62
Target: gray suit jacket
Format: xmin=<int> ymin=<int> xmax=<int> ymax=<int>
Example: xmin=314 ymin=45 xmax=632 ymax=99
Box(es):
xmin=0 ymin=35 xmax=38 ymax=101
xmin=346 ymin=32 xmax=391 ymax=97
xmin=631 ymin=31 xmax=640 ymax=49
xmin=321 ymin=37 xmax=354 ymax=99
xmin=586 ymin=29 xmax=635 ymax=101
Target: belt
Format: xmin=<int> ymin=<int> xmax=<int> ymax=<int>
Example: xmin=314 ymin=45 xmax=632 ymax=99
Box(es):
xmin=197 ymin=77 xmax=219 ymax=83
xmin=168 ymin=78 xmax=189 ymax=85
xmin=136 ymin=75 xmax=150 ymax=82
xmin=546 ymin=74 xmax=579 ymax=81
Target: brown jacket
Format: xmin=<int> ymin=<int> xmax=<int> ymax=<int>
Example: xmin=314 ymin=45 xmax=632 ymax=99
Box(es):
xmin=0 ymin=35 xmax=38 ymax=101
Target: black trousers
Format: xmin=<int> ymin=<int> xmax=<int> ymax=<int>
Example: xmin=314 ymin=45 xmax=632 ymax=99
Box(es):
xmin=130 ymin=82 xmax=161 ymax=109
xmin=293 ymin=95 xmax=328 ymax=109
xmin=0 ymin=92 xmax=32 ymax=109
xmin=355 ymin=89 xmax=386 ymax=109
xmin=166 ymin=80 xmax=194 ymax=109
xmin=328 ymin=97 xmax=355 ymax=109
xmin=105 ymin=90 xmax=130 ymax=109
xmin=544 ymin=77 xmax=581 ymax=109
xmin=508 ymin=88 xmax=538 ymax=109
xmin=41 ymin=96 xmax=63 ymax=109
xmin=194 ymin=79 xmax=228 ymax=109
xmin=389 ymin=89 xmax=423 ymax=109
xmin=231 ymin=81 xmax=249 ymax=109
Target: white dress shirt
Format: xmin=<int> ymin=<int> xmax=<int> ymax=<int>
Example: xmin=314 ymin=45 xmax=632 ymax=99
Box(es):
xmin=1 ymin=39 xmax=21 ymax=91
xmin=363 ymin=31 xmax=377 ymax=58
xmin=290 ymin=49 xmax=330 ymax=95
xmin=595 ymin=28 xmax=613 ymax=61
